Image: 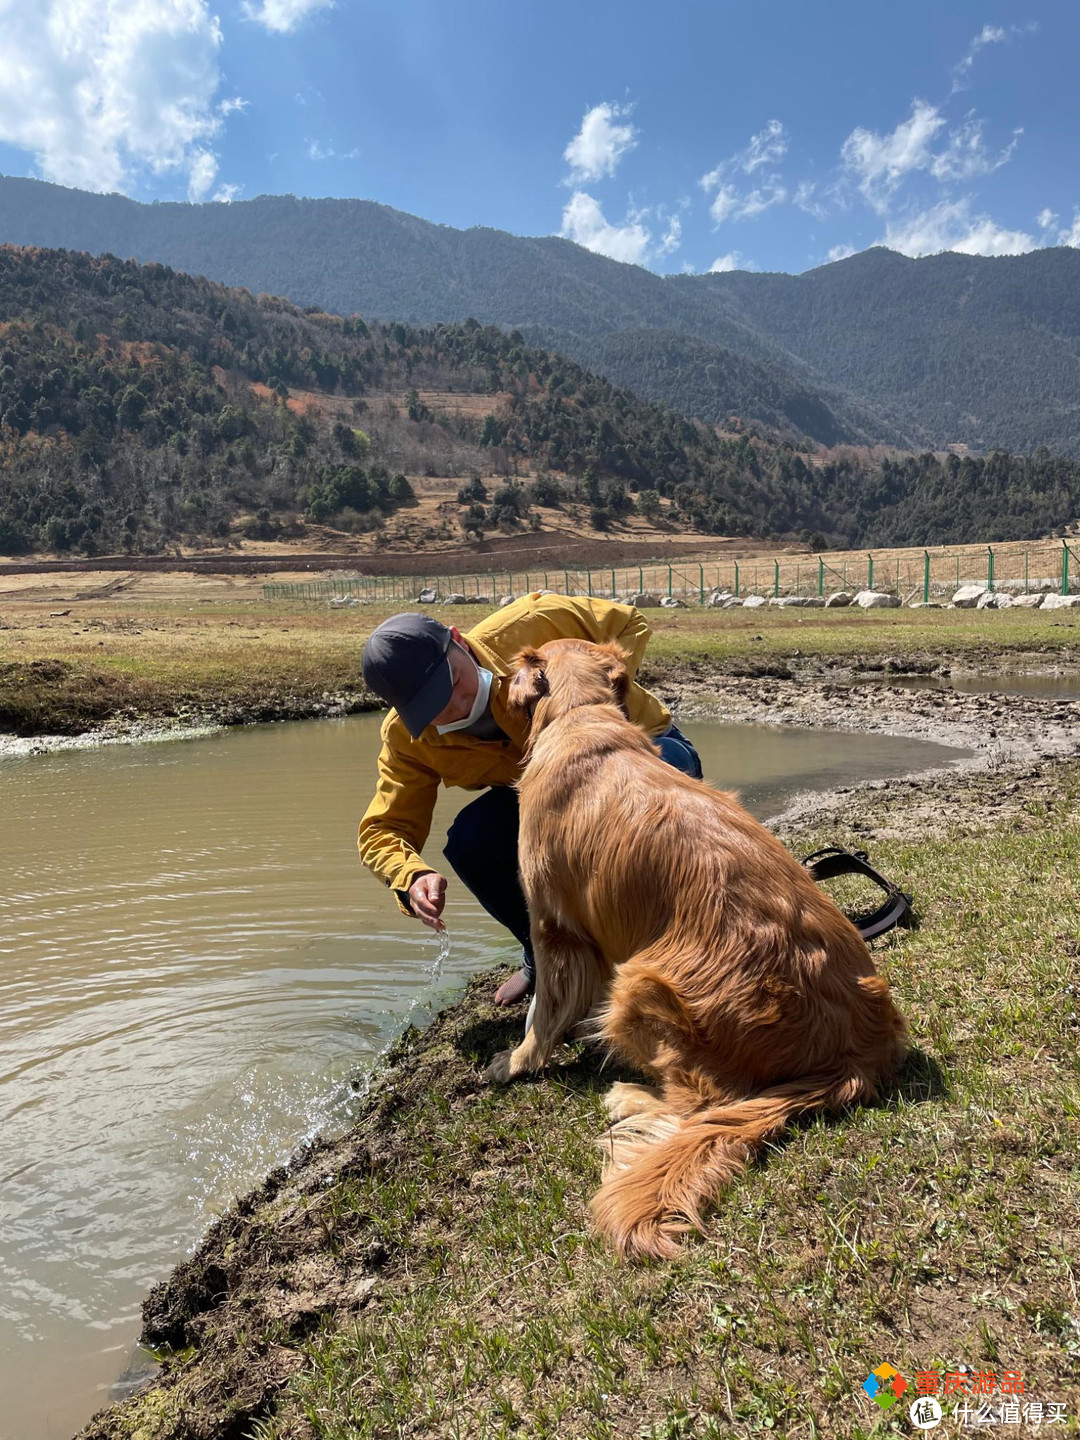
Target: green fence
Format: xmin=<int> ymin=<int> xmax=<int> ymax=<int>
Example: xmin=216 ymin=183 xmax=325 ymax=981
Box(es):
xmin=262 ymin=541 xmax=1078 ymax=607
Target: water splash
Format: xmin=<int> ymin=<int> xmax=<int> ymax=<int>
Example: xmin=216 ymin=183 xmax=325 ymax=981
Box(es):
xmin=428 ymin=927 xmax=451 ymax=984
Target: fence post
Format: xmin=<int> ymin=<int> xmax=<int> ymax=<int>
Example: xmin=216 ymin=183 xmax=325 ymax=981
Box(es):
xmin=699 ymin=563 xmax=705 ymax=605
xmin=896 ymin=557 xmax=900 ymax=596
xmin=774 ymin=560 xmax=780 ymax=597
xmin=668 ymin=565 xmax=674 ymax=599
xmin=638 ymin=566 xmax=644 ymax=594
xmin=818 ymin=557 xmax=824 ymax=597
xmin=1064 ymin=541 xmax=1071 ymax=597
xmin=611 ymin=568 xmax=616 ymax=599
xmin=587 ymin=569 xmax=593 ymax=598
xmin=1024 ymin=553 xmax=1028 ymax=594
xmin=987 ymin=547 xmax=995 ymax=592
xmin=924 ymin=551 xmax=930 ymax=604
xmin=734 ymin=561 xmax=740 ymax=597
xmin=867 ymin=554 xmax=874 ymax=591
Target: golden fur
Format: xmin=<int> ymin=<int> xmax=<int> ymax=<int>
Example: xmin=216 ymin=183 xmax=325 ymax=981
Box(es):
xmin=485 ymin=638 xmax=909 ymax=1260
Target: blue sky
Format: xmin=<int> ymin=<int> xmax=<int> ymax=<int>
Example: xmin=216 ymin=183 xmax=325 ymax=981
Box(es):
xmin=1 ymin=0 xmax=1078 ymax=274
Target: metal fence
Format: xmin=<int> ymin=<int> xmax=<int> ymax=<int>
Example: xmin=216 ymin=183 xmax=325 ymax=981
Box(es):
xmin=262 ymin=540 xmax=1078 ymax=607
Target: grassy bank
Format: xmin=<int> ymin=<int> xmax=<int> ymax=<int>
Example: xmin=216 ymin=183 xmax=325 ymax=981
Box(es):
xmin=2 ymin=593 xmax=1079 ymax=737
xmin=80 ymin=757 xmax=1080 ymax=1440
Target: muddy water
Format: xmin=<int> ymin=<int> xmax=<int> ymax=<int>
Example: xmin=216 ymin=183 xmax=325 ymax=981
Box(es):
xmin=0 ymin=714 xmax=965 ymax=1440
xmin=854 ymin=672 xmax=1080 ymax=701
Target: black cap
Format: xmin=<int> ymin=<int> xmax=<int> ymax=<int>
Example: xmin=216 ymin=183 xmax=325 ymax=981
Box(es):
xmin=362 ymin=613 xmax=454 ymax=739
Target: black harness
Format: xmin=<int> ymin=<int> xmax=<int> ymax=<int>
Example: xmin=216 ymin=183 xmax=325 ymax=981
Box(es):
xmin=801 ymin=846 xmax=913 ymax=942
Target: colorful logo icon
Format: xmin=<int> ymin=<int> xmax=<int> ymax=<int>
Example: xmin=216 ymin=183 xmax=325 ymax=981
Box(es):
xmin=910 ymin=1396 xmax=943 ymax=1430
xmin=863 ymin=1363 xmax=909 ymax=1410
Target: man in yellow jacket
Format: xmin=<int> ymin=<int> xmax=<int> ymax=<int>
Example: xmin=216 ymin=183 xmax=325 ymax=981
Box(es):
xmin=358 ymin=592 xmax=702 ymax=1004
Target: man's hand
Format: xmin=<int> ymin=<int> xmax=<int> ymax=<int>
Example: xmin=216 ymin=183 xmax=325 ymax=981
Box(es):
xmin=408 ymin=871 xmax=447 ymax=931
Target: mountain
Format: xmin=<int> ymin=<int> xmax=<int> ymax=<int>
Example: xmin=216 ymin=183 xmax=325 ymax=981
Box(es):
xmin=5 ymin=176 xmax=1080 ymax=457
xmin=2 ymin=246 xmax=1080 ymax=558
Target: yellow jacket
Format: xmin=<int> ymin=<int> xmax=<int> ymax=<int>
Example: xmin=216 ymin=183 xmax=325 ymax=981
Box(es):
xmin=357 ymin=592 xmax=670 ymax=909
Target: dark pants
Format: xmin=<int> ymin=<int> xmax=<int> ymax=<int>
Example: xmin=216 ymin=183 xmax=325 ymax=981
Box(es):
xmin=442 ymin=724 xmax=703 ymax=985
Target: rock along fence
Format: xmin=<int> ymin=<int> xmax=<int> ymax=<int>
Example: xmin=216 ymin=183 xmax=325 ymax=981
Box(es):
xmin=263 ymin=540 xmax=1079 ymax=609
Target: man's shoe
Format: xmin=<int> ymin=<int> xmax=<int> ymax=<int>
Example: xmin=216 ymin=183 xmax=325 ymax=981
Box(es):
xmin=494 ymin=968 xmax=533 ymax=1006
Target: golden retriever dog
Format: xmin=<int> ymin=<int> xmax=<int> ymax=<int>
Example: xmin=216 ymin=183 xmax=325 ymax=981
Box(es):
xmin=485 ymin=638 xmax=909 ymax=1260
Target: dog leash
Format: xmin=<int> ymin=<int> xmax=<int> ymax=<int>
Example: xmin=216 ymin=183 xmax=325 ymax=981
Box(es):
xmin=801 ymin=846 xmax=913 ymax=942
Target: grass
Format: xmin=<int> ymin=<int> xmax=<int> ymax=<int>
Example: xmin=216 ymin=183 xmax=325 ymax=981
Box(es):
xmin=2 ymin=595 xmax=1079 ymax=737
xmin=85 ymin=761 xmax=1080 ymax=1440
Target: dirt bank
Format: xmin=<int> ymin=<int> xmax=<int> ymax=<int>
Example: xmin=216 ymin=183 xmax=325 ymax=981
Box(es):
xmin=74 ymin=669 xmax=1080 ymax=1440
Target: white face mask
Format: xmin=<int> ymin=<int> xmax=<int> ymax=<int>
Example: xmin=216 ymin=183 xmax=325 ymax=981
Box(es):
xmin=435 ymin=653 xmax=494 ymax=734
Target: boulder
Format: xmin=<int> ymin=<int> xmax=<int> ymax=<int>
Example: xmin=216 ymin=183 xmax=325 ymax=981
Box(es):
xmin=499 ymin=595 xmax=516 ymax=608
xmin=417 ymin=587 xmax=438 ymax=604
xmin=442 ymin=593 xmax=466 ymax=605
xmin=629 ymin=593 xmax=661 ymax=608
xmin=976 ymin=591 xmax=1012 ymax=609
xmin=660 ymin=596 xmax=686 ymax=608
xmin=709 ymin=592 xmax=741 ymax=608
xmin=825 ymin=591 xmax=852 ymax=608
xmin=741 ymin=595 xmax=767 ymax=608
xmin=1040 ymin=593 xmax=1080 ymax=610
xmin=908 ymin=601 xmax=943 ymax=609
xmin=853 ymin=590 xmax=902 ymax=609
xmin=952 ymin=584 xmax=988 ymax=608
xmin=1010 ymin=593 xmax=1045 ymax=609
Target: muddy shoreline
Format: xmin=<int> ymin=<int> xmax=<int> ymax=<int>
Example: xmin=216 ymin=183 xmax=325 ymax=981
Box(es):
xmin=4 ymin=646 xmax=1080 ymax=766
xmin=68 ymin=649 xmax=1080 ymax=1440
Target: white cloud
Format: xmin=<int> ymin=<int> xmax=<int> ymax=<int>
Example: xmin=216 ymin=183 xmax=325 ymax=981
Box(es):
xmin=827 ymin=244 xmax=856 ymax=262
xmin=928 ymin=114 xmax=1021 ymax=181
xmin=700 ymin=120 xmax=789 ymax=227
xmin=881 ymin=199 xmax=1034 ymax=257
xmin=242 ymin=0 xmax=333 ymax=34
xmin=738 ymin=184 xmax=786 ymax=219
xmin=559 ymin=191 xmax=651 ymax=265
xmin=0 ymin=0 xmax=230 ymax=197
xmin=214 ymin=181 xmax=242 ymax=203
xmin=657 ymin=213 xmax=682 ymax=257
xmin=950 ymin=23 xmax=1007 ymax=90
xmin=950 ymin=22 xmax=1035 ymax=93
xmin=307 ymin=139 xmax=359 ymax=161
xmin=563 ymin=102 xmax=637 ymax=183
xmin=840 ymin=100 xmax=946 ymax=211
xmin=219 ymin=96 xmax=248 ymax=118
xmin=794 ymin=181 xmax=827 ymax=220
xmin=187 ymin=149 xmax=218 ymax=202
xmin=708 ymin=252 xmax=742 ymax=272
xmin=741 ymin=118 xmax=788 ymax=173
xmin=707 ymin=180 xmax=785 ymax=226
xmin=1055 ymin=212 xmax=1080 ymax=248
xmin=1038 ymin=208 xmax=1058 ymax=230
xmin=702 ymin=118 xmax=787 ymax=182
xmin=841 ymin=100 xmax=1021 ymax=211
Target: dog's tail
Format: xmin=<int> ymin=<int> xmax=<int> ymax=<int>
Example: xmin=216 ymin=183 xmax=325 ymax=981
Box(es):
xmin=591 ymin=1068 xmax=879 ymax=1261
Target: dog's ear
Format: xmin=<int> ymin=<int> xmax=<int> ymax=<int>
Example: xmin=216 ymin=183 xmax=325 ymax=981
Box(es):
xmin=507 ymin=646 xmax=550 ymax=718
xmin=594 ymin=642 xmax=631 ymax=715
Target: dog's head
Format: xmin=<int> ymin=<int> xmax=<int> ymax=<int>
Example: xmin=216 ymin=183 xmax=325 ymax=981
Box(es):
xmin=507 ymin=638 xmax=630 ymax=735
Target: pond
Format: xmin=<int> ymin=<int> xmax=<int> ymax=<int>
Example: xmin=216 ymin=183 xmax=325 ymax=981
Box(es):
xmin=0 ymin=713 xmax=968 ymax=1440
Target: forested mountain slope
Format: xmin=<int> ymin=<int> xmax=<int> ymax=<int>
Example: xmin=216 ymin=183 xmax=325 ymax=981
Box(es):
xmin=1 ymin=246 xmax=1078 ymax=558
xmin=8 ymin=176 xmax=1080 ymax=455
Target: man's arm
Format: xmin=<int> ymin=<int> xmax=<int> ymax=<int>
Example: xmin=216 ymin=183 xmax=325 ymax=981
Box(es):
xmin=357 ymin=727 xmax=441 ymax=916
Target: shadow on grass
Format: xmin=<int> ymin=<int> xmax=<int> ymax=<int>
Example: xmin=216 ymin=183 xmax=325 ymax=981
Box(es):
xmin=456 ymin=1008 xmax=947 ymax=1118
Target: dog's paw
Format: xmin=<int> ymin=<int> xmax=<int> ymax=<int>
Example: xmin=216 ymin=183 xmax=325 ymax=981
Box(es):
xmin=603 ymin=1081 xmax=662 ymax=1120
xmin=485 ymin=1049 xmax=514 ymax=1084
